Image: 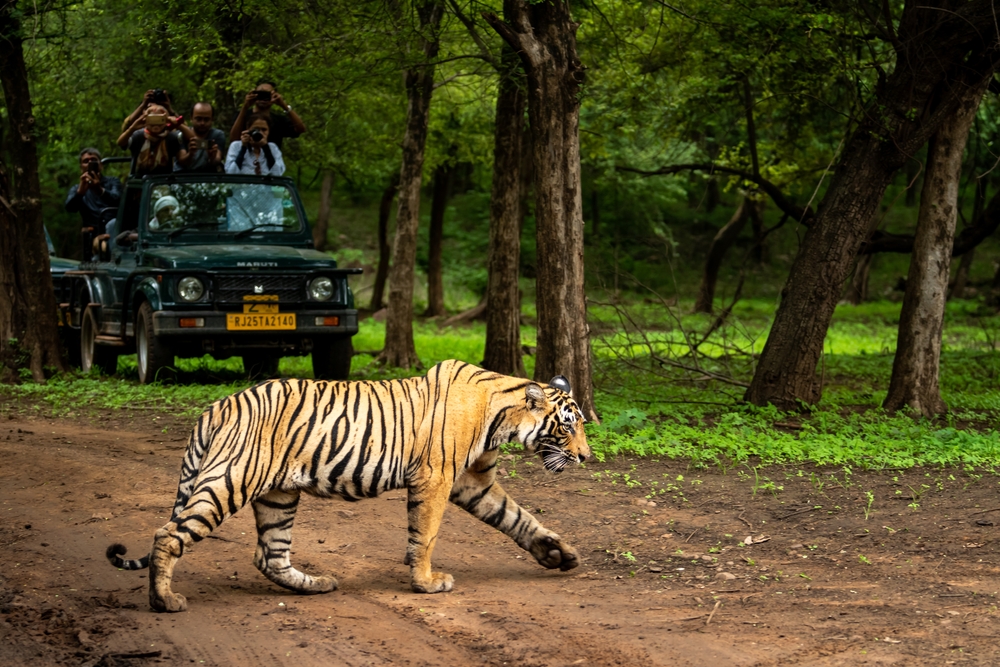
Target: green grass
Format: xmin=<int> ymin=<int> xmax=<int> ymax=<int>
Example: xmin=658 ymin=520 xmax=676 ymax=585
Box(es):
xmin=5 ymin=298 xmax=1000 ymax=472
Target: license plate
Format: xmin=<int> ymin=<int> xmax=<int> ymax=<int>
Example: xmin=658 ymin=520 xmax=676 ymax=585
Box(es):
xmin=226 ymin=313 xmax=296 ymax=330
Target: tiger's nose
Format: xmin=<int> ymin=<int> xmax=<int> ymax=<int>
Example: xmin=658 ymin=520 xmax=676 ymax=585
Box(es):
xmin=577 ymin=453 xmax=587 ymax=463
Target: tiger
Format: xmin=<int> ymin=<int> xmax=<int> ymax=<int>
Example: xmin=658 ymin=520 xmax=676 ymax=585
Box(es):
xmin=105 ymin=359 xmax=590 ymax=613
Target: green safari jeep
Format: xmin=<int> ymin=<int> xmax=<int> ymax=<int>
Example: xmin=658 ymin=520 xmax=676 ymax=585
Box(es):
xmin=59 ymin=172 xmax=360 ymax=383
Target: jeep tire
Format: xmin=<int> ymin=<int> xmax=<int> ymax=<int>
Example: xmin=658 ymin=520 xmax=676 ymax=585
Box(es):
xmin=81 ymin=306 xmax=119 ymax=376
xmin=312 ymin=336 xmax=353 ymax=381
xmin=136 ymin=301 xmax=174 ymax=384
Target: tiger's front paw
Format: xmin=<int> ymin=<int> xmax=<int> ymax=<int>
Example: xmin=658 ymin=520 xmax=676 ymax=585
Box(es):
xmin=411 ymin=571 xmax=454 ymax=594
xmin=150 ymin=591 xmax=188 ymax=613
xmin=529 ymin=534 xmax=579 ymax=571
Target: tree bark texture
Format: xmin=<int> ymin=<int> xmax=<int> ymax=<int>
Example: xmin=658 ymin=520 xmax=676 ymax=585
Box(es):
xmin=744 ymin=0 xmax=999 ymax=409
xmin=379 ymin=0 xmax=443 ymax=368
xmin=694 ymin=197 xmax=752 ymax=314
xmin=485 ymin=0 xmax=596 ymax=420
xmin=424 ymin=163 xmax=452 ymax=317
xmin=0 ymin=4 xmax=66 ymax=381
xmin=370 ymin=177 xmax=398 ymax=311
xmin=483 ymin=47 xmax=527 ymax=377
xmin=312 ymin=171 xmax=334 ymax=251
xmin=883 ymin=76 xmax=988 ymax=416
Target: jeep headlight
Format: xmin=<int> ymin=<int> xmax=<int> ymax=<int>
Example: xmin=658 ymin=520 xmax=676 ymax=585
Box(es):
xmin=177 ymin=276 xmax=205 ymax=302
xmin=308 ymin=276 xmax=334 ymax=301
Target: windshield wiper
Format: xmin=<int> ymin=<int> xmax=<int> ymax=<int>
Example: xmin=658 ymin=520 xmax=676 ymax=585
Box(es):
xmin=166 ymin=222 xmax=222 ymax=239
xmin=233 ymin=223 xmax=294 ymax=239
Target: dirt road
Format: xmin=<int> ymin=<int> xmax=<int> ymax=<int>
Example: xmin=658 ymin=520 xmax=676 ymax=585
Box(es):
xmin=2 ymin=411 xmax=1000 ymax=666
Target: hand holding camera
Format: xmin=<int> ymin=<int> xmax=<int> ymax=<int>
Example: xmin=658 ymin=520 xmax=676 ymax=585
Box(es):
xmin=241 ymin=128 xmax=267 ymax=147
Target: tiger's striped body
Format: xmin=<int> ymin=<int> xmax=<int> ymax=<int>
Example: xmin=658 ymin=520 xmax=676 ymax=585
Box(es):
xmin=106 ymin=360 xmax=590 ymax=612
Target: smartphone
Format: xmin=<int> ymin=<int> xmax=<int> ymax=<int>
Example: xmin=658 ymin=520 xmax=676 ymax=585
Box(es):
xmin=198 ymin=139 xmax=208 ymax=150
xmin=145 ymin=115 xmax=167 ymax=127
xmin=256 ymin=90 xmax=272 ymax=102
xmin=87 ymin=162 xmax=100 ymax=174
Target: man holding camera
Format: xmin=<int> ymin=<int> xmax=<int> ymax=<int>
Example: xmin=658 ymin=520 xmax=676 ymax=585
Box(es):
xmin=65 ymin=148 xmax=122 ymax=229
xmin=228 ymin=80 xmax=306 ymax=150
xmin=176 ymin=102 xmax=226 ymax=173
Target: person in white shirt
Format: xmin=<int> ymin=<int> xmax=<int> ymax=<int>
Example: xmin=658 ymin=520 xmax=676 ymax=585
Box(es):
xmin=224 ymin=114 xmax=285 ymax=176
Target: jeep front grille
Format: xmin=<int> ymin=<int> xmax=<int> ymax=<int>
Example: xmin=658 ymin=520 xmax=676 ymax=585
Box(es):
xmin=214 ymin=274 xmax=303 ymax=303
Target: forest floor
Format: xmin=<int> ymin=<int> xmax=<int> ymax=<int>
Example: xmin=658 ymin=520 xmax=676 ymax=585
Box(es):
xmin=2 ymin=410 xmax=1000 ymax=666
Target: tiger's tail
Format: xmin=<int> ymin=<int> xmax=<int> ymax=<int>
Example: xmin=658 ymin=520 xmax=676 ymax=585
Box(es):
xmin=105 ymin=402 xmax=226 ymax=571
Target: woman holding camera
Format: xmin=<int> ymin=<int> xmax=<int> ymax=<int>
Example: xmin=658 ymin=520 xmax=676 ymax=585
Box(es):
xmin=224 ymin=115 xmax=286 ymax=176
xmin=117 ymin=104 xmax=195 ymax=176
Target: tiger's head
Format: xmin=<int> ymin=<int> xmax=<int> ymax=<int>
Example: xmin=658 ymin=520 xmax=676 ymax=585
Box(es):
xmin=517 ymin=376 xmax=591 ymax=473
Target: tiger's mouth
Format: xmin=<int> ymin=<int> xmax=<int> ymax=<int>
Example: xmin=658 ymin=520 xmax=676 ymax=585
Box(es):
xmin=539 ymin=444 xmax=577 ymax=473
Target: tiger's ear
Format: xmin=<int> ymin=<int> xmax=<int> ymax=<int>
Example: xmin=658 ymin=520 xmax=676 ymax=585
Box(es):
xmin=525 ymin=383 xmax=547 ymax=410
xmin=549 ymin=375 xmax=572 ymax=396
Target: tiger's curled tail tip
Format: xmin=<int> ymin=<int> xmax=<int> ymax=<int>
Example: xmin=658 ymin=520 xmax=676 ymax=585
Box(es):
xmin=106 ymin=543 xmax=128 ymax=564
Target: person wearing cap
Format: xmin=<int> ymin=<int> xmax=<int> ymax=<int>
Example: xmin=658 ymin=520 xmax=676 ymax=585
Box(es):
xmin=148 ymin=196 xmax=181 ymax=231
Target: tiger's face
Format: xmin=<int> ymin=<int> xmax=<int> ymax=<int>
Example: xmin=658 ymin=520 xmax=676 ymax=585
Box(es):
xmin=518 ymin=379 xmax=591 ymax=473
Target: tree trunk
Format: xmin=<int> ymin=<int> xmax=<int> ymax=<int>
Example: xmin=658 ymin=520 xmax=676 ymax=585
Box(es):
xmin=884 ymin=77 xmax=987 ymax=416
xmin=0 ymin=4 xmax=66 ymax=382
xmin=486 ymin=0 xmax=596 ymax=420
xmin=423 ymin=163 xmax=452 ymax=317
xmin=950 ymin=248 xmax=974 ymax=299
xmin=483 ymin=47 xmax=527 ymax=377
xmin=370 ymin=177 xmax=398 ymax=312
xmin=378 ymin=0 xmax=443 ymax=368
xmin=744 ymin=0 xmax=999 ymax=409
xmin=694 ymin=197 xmax=752 ymax=314
xmin=312 ymin=171 xmax=334 ymax=251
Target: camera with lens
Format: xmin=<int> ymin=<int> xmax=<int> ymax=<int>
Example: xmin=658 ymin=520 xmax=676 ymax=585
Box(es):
xmin=152 ymin=88 xmax=167 ymax=104
xmin=86 ymin=161 xmax=100 ymax=174
xmin=249 ymin=128 xmax=264 ymax=143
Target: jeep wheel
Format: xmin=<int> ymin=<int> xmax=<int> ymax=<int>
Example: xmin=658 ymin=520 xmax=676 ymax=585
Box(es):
xmin=81 ymin=306 xmax=118 ymax=376
xmin=312 ymin=336 xmax=353 ymax=380
xmin=243 ymin=352 xmax=280 ymax=381
xmin=136 ymin=302 xmax=174 ymax=384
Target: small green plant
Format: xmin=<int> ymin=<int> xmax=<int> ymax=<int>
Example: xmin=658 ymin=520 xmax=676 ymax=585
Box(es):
xmin=863 ymin=490 xmax=875 ymax=520
xmin=622 ymin=551 xmax=637 ymax=562
xmin=858 ymin=554 xmax=872 ymax=565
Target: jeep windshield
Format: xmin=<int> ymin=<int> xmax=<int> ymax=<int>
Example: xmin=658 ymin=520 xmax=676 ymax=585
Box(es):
xmin=144 ymin=182 xmax=303 ymax=238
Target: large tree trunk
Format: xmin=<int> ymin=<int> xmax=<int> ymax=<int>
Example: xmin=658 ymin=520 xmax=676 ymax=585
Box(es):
xmin=483 ymin=47 xmax=527 ymax=377
xmin=744 ymin=0 xmax=999 ymax=409
xmin=312 ymin=171 xmax=334 ymax=251
xmin=486 ymin=0 xmax=596 ymax=420
xmin=0 ymin=4 xmax=66 ymax=382
xmin=883 ymin=77 xmax=987 ymax=416
xmin=424 ymin=163 xmax=452 ymax=317
xmin=379 ymin=0 xmax=443 ymax=368
xmin=370 ymin=177 xmax=398 ymax=312
xmin=694 ymin=196 xmax=752 ymax=314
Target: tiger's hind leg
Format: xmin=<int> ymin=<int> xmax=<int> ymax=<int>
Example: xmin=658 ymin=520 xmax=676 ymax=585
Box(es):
xmin=252 ymin=489 xmax=338 ymax=594
xmin=149 ymin=501 xmax=237 ymax=612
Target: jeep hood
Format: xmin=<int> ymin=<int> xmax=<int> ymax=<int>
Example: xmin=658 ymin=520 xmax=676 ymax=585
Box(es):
xmin=140 ymin=245 xmax=338 ymax=270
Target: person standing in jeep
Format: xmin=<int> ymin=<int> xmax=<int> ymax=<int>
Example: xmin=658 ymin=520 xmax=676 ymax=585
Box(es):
xmin=64 ymin=148 xmax=122 ymax=229
xmin=229 ymin=80 xmax=306 ymax=150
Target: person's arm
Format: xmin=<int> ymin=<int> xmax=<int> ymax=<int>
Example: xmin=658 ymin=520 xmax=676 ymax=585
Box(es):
xmin=272 ymin=92 xmax=306 ymax=135
xmin=229 ymin=92 xmax=256 ymax=142
xmin=118 ymin=115 xmax=146 ymax=149
xmin=121 ymin=90 xmax=155 ymax=132
xmin=171 ymin=132 xmax=191 ymax=166
xmin=268 ymin=143 xmax=286 ymax=176
xmin=224 ymin=141 xmax=243 ymax=174
xmin=100 ymin=177 xmax=122 ymax=206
